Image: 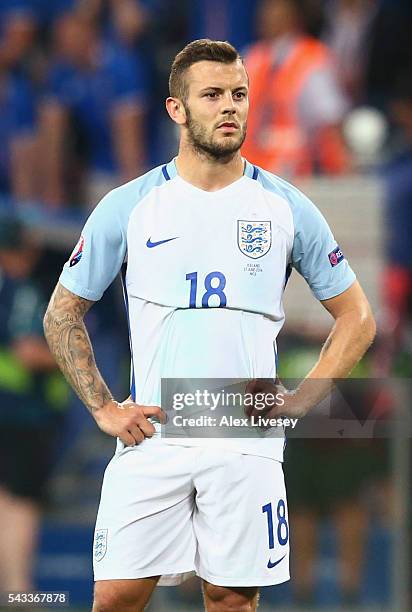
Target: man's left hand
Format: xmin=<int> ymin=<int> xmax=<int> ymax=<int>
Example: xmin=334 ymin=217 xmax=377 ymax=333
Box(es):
xmin=244 ymin=378 xmax=307 ymax=421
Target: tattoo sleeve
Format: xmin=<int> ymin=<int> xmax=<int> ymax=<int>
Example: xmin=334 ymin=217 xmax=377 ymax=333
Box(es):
xmin=43 ymin=282 xmax=113 ymax=414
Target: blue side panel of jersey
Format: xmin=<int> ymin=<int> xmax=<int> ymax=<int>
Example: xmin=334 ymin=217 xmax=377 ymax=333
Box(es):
xmin=59 ymin=165 xmax=166 ymax=301
xmin=257 ymin=167 xmax=356 ymax=301
xmin=121 ymin=263 xmax=136 ymax=401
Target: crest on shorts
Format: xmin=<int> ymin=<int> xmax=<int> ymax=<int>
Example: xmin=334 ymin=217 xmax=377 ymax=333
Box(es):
xmin=238 ymin=221 xmax=271 ymax=259
xmin=94 ymin=529 xmax=108 ymax=562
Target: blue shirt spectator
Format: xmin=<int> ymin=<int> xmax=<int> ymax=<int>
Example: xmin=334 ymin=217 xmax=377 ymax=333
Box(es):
xmin=373 ymin=76 xmax=412 ymax=378
xmin=0 ymin=71 xmax=37 ymax=198
xmin=189 ymin=0 xmax=259 ymax=52
xmin=384 ymin=147 xmax=412 ymax=267
xmin=101 ymin=0 xmax=155 ymax=47
xmin=0 ymin=0 xmax=68 ymax=34
xmin=46 ymin=43 xmax=147 ymax=174
xmin=0 ymin=0 xmax=36 ymax=20
xmin=40 ymin=11 xmax=148 ymax=208
xmin=383 ymin=75 xmax=412 ymax=267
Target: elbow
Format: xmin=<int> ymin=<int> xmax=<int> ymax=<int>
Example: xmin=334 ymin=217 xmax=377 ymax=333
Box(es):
xmin=360 ymin=309 xmax=377 ymax=349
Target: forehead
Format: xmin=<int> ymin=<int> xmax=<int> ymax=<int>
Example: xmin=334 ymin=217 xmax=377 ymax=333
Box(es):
xmin=186 ymin=60 xmax=248 ymax=93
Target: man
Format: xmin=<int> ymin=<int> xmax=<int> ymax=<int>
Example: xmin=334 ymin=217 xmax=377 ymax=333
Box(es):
xmin=40 ymin=11 xmax=147 ymax=208
xmin=44 ymin=39 xmax=376 ymax=612
xmin=0 ymin=214 xmax=67 ymax=591
xmin=374 ymin=73 xmax=412 ymax=376
xmin=242 ymin=0 xmax=350 ymax=177
xmin=188 ymin=0 xmax=259 ymax=52
xmin=0 ymin=9 xmax=39 ymax=204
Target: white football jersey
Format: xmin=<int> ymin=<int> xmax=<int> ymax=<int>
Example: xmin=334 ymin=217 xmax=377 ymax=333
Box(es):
xmin=60 ymin=159 xmax=356 ymax=460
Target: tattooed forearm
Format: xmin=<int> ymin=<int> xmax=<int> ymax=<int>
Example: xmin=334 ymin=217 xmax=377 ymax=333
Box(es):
xmin=43 ymin=282 xmax=113 ymax=414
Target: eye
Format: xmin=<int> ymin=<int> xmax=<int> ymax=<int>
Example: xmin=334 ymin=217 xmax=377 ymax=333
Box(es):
xmin=205 ymin=92 xmax=217 ymax=99
xmin=234 ymin=91 xmax=246 ymax=99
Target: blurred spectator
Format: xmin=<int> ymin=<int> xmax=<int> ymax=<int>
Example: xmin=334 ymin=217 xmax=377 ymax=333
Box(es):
xmin=280 ymin=337 xmax=384 ymax=606
xmin=32 ymin=0 xmax=78 ymax=29
xmin=188 ymin=0 xmax=260 ymax=53
xmin=0 ymin=7 xmax=43 ymax=205
xmin=322 ymin=0 xmax=378 ymax=104
xmin=242 ymin=0 xmax=350 ymax=178
xmin=39 ymin=11 xmax=148 ymax=209
xmin=0 ymin=213 xmax=68 ymax=591
xmin=367 ymin=72 xmax=412 ymax=603
xmin=285 ymin=440 xmax=373 ymax=605
xmin=0 ymin=5 xmax=38 ymax=74
xmin=0 ymin=66 xmax=39 ymax=202
xmin=96 ymin=0 xmax=153 ymax=50
xmin=374 ymin=73 xmax=412 ymax=377
xmin=365 ymin=0 xmax=412 ymax=112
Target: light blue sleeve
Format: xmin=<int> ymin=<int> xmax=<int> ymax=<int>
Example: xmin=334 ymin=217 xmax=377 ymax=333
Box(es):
xmin=59 ymin=165 xmax=166 ymax=301
xmin=258 ymin=169 xmax=356 ymax=300
xmin=289 ymin=189 xmax=356 ymax=301
xmin=59 ymin=189 xmax=127 ymax=301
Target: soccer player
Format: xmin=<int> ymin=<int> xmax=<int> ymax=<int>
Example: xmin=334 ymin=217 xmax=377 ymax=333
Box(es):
xmin=44 ymin=39 xmax=376 ymax=612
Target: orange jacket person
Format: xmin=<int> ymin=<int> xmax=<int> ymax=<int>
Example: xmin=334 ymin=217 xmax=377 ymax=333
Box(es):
xmin=242 ymin=0 xmax=350 ymax=178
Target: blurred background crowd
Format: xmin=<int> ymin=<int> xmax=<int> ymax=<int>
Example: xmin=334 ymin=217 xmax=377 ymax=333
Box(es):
xmin=0 ymin=0 xmax=411 ymax=209
xmin=0 ymin=0 xmax=411 ymax=610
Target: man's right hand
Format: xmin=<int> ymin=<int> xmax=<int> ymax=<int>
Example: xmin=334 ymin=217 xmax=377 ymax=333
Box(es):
xmin=94 ymin=399 xmax=166 ymax=446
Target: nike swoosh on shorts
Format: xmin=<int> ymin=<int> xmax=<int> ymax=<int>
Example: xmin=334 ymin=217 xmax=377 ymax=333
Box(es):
xmin=267 ymin=553 xmax=286 ymax=569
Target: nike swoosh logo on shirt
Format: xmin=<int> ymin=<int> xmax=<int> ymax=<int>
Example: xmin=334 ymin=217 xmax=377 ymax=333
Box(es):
xmin=146 ymin=237 xmax=179 ymax=248
xmin=267 ymin=553 xmax=286 ymax=569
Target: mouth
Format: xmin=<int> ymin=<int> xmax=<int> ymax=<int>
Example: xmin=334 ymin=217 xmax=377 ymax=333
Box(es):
xmin=217 ymin=122 xmax=239 ymax=132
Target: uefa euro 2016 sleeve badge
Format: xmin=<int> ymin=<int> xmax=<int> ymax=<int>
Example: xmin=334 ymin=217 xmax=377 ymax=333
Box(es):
xmin=237 ymin=220 xmax=272 ymax=259
xmin=69 ymin=235 xmax=84 ymax=267
xmin=93 ymin=529 xmax=108 ymax=562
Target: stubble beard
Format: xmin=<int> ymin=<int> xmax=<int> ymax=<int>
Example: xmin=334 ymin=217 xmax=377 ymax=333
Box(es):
xmin=184 ymin=105 xmax=247 ymax=162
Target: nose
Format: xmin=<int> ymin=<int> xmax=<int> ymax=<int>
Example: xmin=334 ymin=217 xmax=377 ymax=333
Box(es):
xmin=221 ymin=91 xmax=236 ymax=115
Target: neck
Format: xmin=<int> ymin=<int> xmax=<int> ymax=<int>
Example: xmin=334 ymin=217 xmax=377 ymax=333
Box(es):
xmin=175 ymin=143 xmax=244 ymax=192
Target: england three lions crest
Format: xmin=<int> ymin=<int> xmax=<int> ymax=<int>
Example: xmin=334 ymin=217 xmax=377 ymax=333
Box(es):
xmin=238 ymin=220 xmax=272 ymax=259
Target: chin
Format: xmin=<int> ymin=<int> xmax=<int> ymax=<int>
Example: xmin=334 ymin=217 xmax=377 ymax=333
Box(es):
xmin=214 ymin=136 xmax=242 ymax=151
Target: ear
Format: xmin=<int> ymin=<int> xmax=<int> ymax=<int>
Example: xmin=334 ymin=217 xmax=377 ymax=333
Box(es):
xmin=166 ymin=97 xmax=187 ymax=125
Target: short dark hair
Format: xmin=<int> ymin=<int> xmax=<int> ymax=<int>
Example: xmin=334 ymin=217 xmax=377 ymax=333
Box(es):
xmin=169 ymin=39 xmax=242 ymax=101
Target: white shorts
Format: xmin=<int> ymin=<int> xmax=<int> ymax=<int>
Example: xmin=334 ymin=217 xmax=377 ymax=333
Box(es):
xmin=93 ymin=438 xmax=290 ymax=587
